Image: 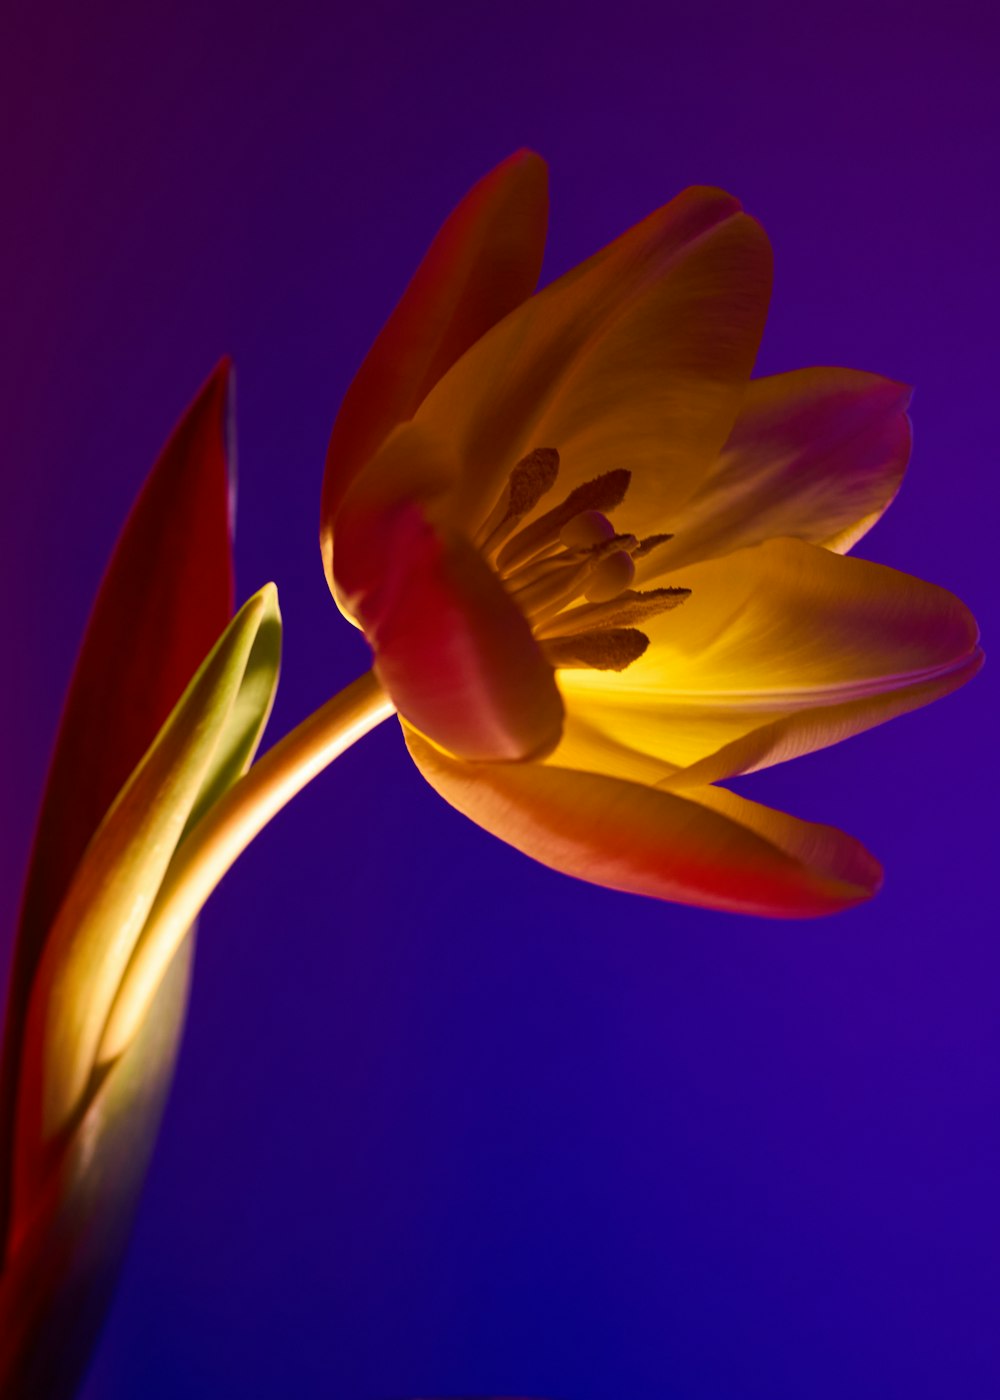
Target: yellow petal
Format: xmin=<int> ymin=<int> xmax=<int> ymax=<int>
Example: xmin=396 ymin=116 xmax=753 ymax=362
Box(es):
xmin=404 ymin=725 xmax=880 ymax=918
xmin=559 ymin=537 xmax=981 ymax=770
xmin=321 ymin=150 xmax=549 ymax=591
xmin=636 ymin=367 xmax=912 ymax=575
xmin=411 ymin=186 xmax=772 ymax=539
xmin=663 ymin=648 xmax=983 ymax=788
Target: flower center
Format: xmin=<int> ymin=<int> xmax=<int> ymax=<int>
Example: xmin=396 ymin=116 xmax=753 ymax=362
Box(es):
xmin=474 ymin=448 xmax=690 ymax=672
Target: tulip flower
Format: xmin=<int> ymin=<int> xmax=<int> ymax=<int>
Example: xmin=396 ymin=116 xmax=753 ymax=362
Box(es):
xmin=319 ymin=151 xmax=982 ymax=917
xmin=1 ymin=153 xmax=982 ymax=1400
xmin=0 ymin=366 xmax=282 ymax=1397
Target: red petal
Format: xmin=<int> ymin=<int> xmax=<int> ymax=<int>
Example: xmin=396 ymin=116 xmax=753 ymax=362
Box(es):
xmin=321 ymin=150 xmax=549 ymax=590
xmin=405 ymin=728 xmax=882 ymax=919
xmin=336 ymin=495 xmax=562 ymax=762
xmin=0 ymin=362 xmax=235 ymax=1257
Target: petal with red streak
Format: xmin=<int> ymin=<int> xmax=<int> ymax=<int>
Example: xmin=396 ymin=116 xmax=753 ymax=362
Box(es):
xmin=404 ymin=726 xmax=881 ymax=918
xmin=322 ymin=149 xmax=549 ymax=587
xmin=337 ymin=494 xmax=562 ymax=761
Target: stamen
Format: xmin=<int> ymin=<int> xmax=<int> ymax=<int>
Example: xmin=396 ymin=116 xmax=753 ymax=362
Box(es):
xmin=584 ymin=550 xmax=635 ymax=602
xmin=534 ymin=586 xmax=691 ymax=639
xmin=504 ymin=533 xmax=636 ymax=594
xmin=497 ymin=469 xmax=632 ymax=573
xmin=505 ymin=547 xmax=584 ymax=592
xmin=509 ymin=560 xmax=596 ymax=620
xmin=508 ymin=448 xmax=561 ymax=516
xmin=544 ymin=627 xmax=650 ymax=671
xmin=559 ymin=510 xmax=616 ymax=549
xmin=475 ymin=448 xmax=560 ymax=553
xmin=632 ymin=532 xmax=673 ymax=559
xmin=476 ymin=448 xmax=690 ymax=667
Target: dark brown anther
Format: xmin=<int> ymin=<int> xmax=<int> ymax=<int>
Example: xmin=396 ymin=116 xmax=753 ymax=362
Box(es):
xmin=506 ymin=448 xmax=560 ymax=519
xmin=496 ymin=469 xmax=633 ymax=573
xmin=543 ymin=627 xmax=651 ymax=671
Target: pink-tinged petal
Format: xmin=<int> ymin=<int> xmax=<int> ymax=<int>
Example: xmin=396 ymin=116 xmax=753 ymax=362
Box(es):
xmin=336 ymin=489 xmax=562 ymax=762
xmin=639 ymin=368 xmax=913 ymax=575
xmin=560 ymin=537 xmax=981 ymax=771
xmin=410 ymin=186 xmax=772 ymax=539
xmin=0 ymin=363 xmax=234 ymax=1258
xmin=321 ymin=149 xmax=549 ymax=588
xmin=404 ymin=727 xmax=881 ymax=918
xmin=664 ymin=648 xmax=984 ymax=789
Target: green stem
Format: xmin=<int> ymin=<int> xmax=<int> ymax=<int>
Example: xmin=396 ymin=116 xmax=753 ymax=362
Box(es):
xmin=97 ymin=669 xmax=396 ymax=1063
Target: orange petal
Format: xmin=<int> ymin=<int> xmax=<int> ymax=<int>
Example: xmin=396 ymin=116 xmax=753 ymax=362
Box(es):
xmin=0 ymin=363 xmax=234 ymax=1256
xmin=411 ymin=186 xmax=772 ymax=539
xmin=404 ymin=727 xmax=881 ymax=918
xmin=638 ymin=368 xmax=913 ymax=575
xmin=321 ymin=150 xmax=549 ymax=589
xmin=560 ymin=537 xmax=981 ymax=771
xmin=336 ymin=495 xmax=562 ymax=761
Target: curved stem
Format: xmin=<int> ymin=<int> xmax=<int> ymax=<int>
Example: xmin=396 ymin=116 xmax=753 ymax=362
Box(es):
xmin=97 ymin=669 xmax=396 ymax=1063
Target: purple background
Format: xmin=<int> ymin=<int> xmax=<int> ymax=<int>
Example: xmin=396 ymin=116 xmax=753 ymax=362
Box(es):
xmin=2 ymin=2 xmax=997 ymax=1396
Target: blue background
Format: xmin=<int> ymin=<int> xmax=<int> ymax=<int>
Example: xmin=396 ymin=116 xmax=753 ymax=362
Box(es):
xmin=2 ymin=1 xmax=997 ymax=1395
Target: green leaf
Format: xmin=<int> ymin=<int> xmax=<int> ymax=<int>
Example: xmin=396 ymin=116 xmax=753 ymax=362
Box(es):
xmin=11 ymin=584 xmax=281 ymax=1256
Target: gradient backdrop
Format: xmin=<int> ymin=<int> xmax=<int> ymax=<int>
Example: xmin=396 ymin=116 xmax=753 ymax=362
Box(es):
xmin=2 ymin=2 xmax=997 ymax=1396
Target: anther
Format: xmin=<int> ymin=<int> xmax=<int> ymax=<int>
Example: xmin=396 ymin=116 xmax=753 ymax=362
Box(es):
xmin=632 ymin=532 xmax=673 ymax=559
xmin=478 ymin=450 xmax=691 ymax=660
xmin=475 ymin=448 xmax=561 ymax=553
xmin=496 ymin=469 xmax=632 ymax=573
xmin=543 ymin=627 xmax=650 ymax=672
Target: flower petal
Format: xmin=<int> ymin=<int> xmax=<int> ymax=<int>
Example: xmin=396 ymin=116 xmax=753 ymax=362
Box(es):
xmin=664 ymin=648 xmax=983 ymax=788
xmin=404 ymin=726 xmax=881 ymax=918
xmin=638 ymin=368 xmax=913 ymax=575
xmin=410 ymin=186 xmax=772 ymax=539
xmin=0 ymin=362 xmax=234 ymax=1258
xmin=336 ymin=486 xmax=562 ymax=761
xmin=321 ymin=149 xmax=550 ymax=589
xmin=559 ymin=537 xmax=981 ymax=771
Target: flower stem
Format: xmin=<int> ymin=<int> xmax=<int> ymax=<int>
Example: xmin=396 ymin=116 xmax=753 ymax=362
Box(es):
xmin=97 ymin=669 xmax=396 ymax=1064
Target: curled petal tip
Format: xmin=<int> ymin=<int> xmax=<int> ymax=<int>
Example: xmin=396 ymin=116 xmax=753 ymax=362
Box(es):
xmin=502 ymin=146 xmax=547 ymax=168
